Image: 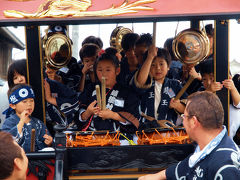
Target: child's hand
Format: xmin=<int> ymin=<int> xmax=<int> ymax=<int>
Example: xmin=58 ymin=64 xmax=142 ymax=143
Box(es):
xmin=147 ymin=44 xmax=158 ymax=60
xmin=98 ymin=109 xmax=115 ymax=119
xmin=169 ymin=98 xmax=185 ymax=113
xmin=17 ymin=110 xmax=31 ymax=134
xmin=208 ymin=82 xmax=223 ymax=92
xmin=83 ymin=100 xmax=100 ymax=118
xmin=43 ymin=129 xmax=53 ymax=146
xmin=44 ymin=79 xmax=51 ymax=99
xmin=81 ymin=100 xmax=100 ymax=120
xmin=43 ymin=133 xmax=53 ymax=146
xmin=20 ymin=110 xmax=31 ymax=124
xmin=44 ymin=79 xmax=57 ymax=106
xmin=222 ymin=78 xmax=235 ymax=91
xmin=82 ymin=62 xmax=93 ymax=74
xmin=189 ymin=67 xmax=201 ymax=80
xmin=86 ymin=100 xmax=100 ymax=114
xmin=45 ymin=67 xmax=57 ymax=80
xmin=169 ymin=98 xmax=181 ymax=109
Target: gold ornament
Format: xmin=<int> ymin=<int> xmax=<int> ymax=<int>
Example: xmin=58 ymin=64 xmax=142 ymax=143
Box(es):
xmin=4 ymin=0 xmax=156 ymax=18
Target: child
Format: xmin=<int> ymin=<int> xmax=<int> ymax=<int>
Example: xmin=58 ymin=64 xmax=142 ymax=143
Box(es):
xmin=131 ymin=46 xmax=187 ymax=128
xmin=164 ymin=37 xmax=182 ymax=81
xmin=2 ymin=84 xmax=53 ymax=153
xmin=105 ymin=47 xmax=122 ymax=62
xmin=44 ymin=76 xmax=79 ymax=131
xmin=78 ymin=43 xmax=100 ymax=92
xmin=117 ymin=32 xmax=140 ymax=87
xmin=135 ymin=33 xmax=153 ymax=65
xmin=82 ymin=35 xmax=103 ymax=50
xmin=200 ymin=61 xmax=240 ymax=138
xmin=0 ymin=59 xmax=27 ymax=127
xmin=78 ymin=52 xmax=140 ymax=134
xmin=199 ymin=60 xmax=222 ymax=92
xmin=199 ymin=61 xmax=240 ymax=139
xmin=223 ymin=74 xmax=240 ymax=140
xmin=7 ymin=59 xmax=27 ymax=89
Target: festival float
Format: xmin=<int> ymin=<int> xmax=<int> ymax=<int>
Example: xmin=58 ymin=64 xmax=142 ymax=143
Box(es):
xmin=0 ymin=0 xmax=239 ymax=179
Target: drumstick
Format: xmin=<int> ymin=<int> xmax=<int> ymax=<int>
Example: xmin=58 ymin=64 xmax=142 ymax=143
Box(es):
xmin=95 ymin=85 xmax=102 ymax=109
xmin=101 ymin=77 xmax=106 ymax=110
xmin=141 ymin=112 xmax=156 ymax=121
xmin=30 ymin=129 xmax=36 ymax=152
xmin=175 ymin=76 xmax=195 ymax=100
xmin=153 ymin=22 xmax=157 ymax=46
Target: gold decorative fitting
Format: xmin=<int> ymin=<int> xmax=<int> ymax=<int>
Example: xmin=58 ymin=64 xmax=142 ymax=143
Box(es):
xmin=172 ymin=28 xmax=210 ymax=65
xmin=110 ymin=26 xmax=133 ymax=52
xmin=44 ymin=33 xmax=72 ymax=70
xmin=4 ymin=0 xmax=156 ymax=18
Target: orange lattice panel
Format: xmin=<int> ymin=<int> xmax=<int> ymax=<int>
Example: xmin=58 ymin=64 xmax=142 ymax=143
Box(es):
xmin=66 ymin=131 xmax=120 ymax=147
xmin=136 ymin=128 xmax=191 ymax=145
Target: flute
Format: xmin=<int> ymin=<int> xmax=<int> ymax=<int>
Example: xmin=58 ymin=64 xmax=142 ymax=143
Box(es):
xmin=101 ymin=77 xmax=106 ymax=110
xmin=30 ymin=129 xmax=36 ymax=152
xmin=95 ymin=85 xmax=102 ymax=109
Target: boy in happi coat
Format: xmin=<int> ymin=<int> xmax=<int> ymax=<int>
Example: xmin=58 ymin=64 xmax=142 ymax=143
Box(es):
xmin=2 ymin=84 xmax=53 ymax=152
xmin=131 ymin=46 xmax=187 ymax=128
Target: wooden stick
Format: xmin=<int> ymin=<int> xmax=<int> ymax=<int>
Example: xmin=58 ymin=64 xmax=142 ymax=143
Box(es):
xmin=175 ymin=76 xmax=195 ymax=100
xmin=95 ymin=85 xmax=102 ymax=109
xmin=101 ymin=77 xmax=106 ymax=110
xmin=153 ymin=22 xmax=157 ymax=46
xmin=30 ymin=129 xmax=35 ymax=152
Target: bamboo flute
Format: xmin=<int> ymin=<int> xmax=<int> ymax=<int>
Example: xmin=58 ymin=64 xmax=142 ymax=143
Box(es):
xmin=101 ymin=77 xmax=106 ymax=110
xmin=95 ymin=85 xmax=102 ymax=109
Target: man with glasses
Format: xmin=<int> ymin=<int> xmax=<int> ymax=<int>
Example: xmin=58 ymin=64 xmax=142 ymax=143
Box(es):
xmin=139 ymin=91 xmax=240 ymax=180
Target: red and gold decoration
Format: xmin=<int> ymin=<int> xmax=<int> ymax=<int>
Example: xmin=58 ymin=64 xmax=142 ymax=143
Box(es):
xmin=1 ymin=0 xmax=240 ymax=20
xmin=4 ymin=0 xmax=156 ymax=18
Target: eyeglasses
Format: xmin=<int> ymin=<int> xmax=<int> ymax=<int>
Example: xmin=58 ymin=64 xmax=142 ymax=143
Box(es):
xmin=181 ymin=114 xmax=193 ymax=120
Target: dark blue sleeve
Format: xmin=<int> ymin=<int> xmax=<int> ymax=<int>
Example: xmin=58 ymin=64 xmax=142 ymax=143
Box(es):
xmin=47 ymin=78 xmax=79 ymax=116
xmin=166 ymin=163 xmax=178 ymax=179
xmin=166 ymin=159 xmax=189 ymax=179
xmin=2 ymin=116 xmax=19 ymax=138
xmin=129 ymin=70 xmax=152 ymax=95
xmin=79 ymin=83 xmax=95 ymax=109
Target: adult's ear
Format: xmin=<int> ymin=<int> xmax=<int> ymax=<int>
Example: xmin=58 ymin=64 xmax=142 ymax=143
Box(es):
xmin=14 ymin=157 xmax=23 ymax=171
xmin=191 ymin=116 xmax=201 ymax=129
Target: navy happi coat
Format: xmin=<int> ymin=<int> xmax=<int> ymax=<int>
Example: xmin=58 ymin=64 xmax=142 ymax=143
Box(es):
xmin=46 ymin=78 xmax=79 ymax=126
xmin=131 ymin=73 xmax=187 ymax=125
xmin=78 ymin=83 xmax=140 ymax=133
xmin=2 ymin=114 xmax=49 ymax=153
xmin=166 ymin=132 xmax=240 ymax=179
